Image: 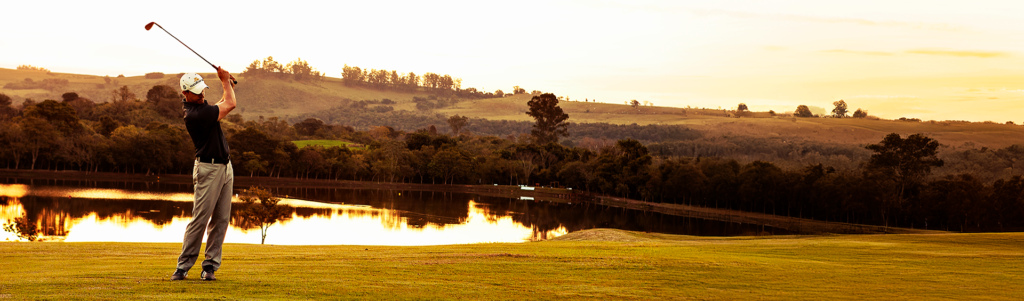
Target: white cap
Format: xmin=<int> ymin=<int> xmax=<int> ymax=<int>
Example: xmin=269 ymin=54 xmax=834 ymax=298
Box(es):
xmin=179 ymin=73 xmax=209 ymax=94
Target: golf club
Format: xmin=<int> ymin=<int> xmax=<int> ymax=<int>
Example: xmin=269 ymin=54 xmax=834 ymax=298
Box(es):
xmin=145 ymin=22 xmax=237 ymax=85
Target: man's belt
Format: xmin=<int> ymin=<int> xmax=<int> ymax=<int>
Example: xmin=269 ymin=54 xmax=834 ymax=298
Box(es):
xmin=196 ymin=156 xmax=229 ymax=164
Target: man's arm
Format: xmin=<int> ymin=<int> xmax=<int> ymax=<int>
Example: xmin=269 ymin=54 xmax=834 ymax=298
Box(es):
xmin=215 ymin=66 xmax=236 ymax=121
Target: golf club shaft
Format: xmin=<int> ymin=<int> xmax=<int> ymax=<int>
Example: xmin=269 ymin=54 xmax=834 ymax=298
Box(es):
xmin=150 ymin=23 xmax=237 ymax=85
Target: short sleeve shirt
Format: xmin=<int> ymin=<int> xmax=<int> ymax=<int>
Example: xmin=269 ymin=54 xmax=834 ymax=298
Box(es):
xmin=182 ymin=99 xmax=230 ymax=161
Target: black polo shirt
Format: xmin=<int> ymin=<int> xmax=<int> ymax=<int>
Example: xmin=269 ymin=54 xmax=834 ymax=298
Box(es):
xmin=182 ymin=99 xmax=230 ymax=162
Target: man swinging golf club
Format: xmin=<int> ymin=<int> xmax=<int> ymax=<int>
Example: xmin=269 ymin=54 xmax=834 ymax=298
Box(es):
xmin=170 ymin=67 xmax=237 ymax=281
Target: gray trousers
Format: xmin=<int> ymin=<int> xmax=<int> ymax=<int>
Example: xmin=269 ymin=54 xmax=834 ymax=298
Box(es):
xmin=177 ymin=160 xmax=234 ymax=271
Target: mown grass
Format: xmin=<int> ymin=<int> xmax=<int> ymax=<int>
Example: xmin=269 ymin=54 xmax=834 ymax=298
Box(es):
xmin=1 ymin=229 xmax=1021 ymax=300
xmin=292 ymin=140 xmax=366 ymax=150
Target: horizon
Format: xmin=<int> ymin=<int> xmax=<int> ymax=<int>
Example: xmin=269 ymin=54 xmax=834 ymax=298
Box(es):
xmin=3 ymin=0 xmax=1023 ymax=122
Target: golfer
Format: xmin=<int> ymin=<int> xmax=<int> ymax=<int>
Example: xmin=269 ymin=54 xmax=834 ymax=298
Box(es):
xmin=171 ymin=68 xmax=237 ymax=281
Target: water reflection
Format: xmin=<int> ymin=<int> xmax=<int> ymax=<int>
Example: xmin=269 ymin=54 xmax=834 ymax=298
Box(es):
xmin=0 ymin=179 xmax=787 ymax=245
xmin=0 ymin=183 xmax=570 ymax=244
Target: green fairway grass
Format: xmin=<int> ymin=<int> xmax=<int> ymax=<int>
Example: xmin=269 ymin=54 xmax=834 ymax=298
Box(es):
xmin=292 ymin=140 xmax=365 ymax=150
xmin=1 ymin=229 xmax=1021 ymax=300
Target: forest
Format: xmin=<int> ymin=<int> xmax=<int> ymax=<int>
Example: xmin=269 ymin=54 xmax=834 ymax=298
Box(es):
xmin=1 ymin=83 xmax=1023 ymax=233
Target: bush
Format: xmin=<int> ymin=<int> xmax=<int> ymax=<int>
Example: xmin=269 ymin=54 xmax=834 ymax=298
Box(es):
xmin=61 ymin=92 xmax=79 ymax=102
xmin=415 ymin=101 xmax=433 ymax=111
xmin=795 ymin=105 xmax=813 ymax=117
xmin=853 ymin=109 xmax=868 ymax=118
xmin=145 ymin=72 xmax=165 ymax=79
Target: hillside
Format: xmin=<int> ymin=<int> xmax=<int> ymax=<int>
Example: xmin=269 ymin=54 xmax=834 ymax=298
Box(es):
xmin=443 ymin=95 xmax=1024 ymax=149
xmin=6 ymin=68 xmax=1024 ymax=231
xmin=0 ymin=68 xmax=436 ymax=121
xmin=5 ymin=67 xmax=1024 ymax=151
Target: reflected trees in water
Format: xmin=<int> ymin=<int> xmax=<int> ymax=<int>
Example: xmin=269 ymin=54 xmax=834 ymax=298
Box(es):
xmin=3 ymin=213 xmax=38 ymax=241
xmin=1 ymin=180 xmax=788 ymax=244
xmin=237 ymin=186 xmax=289 ymax=244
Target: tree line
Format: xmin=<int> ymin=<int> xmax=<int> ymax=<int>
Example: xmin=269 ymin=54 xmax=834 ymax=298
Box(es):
xmin=240 ymin=57 xmax=531 ymax=99
xmin=241 ymin=56 xmax=325 ymax=82
xmin=16 ymin=65 xmax=50 ymax=72
xmin=1 ymin=88 xmax=1022 ymax=232
xmin=340 ymin=64 xmax=527 ymax=99
xmin=243 ymin=57 xmax=512 ymax=99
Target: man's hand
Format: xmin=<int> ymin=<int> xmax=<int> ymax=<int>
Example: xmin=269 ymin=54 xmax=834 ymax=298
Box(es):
xmin=216 ymin=66 xmax=233 ymax=86
xmin=215 ymin=66 xmax=237 ymax=121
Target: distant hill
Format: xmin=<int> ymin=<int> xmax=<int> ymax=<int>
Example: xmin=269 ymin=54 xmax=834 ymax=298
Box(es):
xmin=6 ymin=67 xmax=1024 ymax=182
xmin=4 ymin=67 xmax=1024 ymax=152
xmin=0 ymin=68 xmax=436 ymax=121
xmin=0 ymin=68 xmax=175 ymax=106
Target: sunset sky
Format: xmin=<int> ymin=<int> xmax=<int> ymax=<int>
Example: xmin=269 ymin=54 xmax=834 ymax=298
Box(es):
xmin=3 ymin=0 xmax=1023 ymax=122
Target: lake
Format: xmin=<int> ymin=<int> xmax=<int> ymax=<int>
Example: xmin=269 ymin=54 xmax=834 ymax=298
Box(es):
xmin=0 ymin=178 xmax=787 ymax=245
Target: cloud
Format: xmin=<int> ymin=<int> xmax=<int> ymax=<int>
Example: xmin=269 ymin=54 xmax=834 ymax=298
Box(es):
xmin=820 ymin=49 xmax=894 ymax=56
xmin=816 ymin=49 xmax=1010 ymax=58
xmin=690 ymin=9 xmax=963 ymax=31
xmin=906 ymin=49 xmax=1009 ymax=58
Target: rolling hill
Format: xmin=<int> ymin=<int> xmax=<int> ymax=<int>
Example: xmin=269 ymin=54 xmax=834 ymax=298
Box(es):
xmin=4 ymin=67 xmax=1024 ymax=151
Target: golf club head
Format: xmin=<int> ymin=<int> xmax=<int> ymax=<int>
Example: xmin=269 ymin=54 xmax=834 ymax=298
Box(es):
xmin=145 ymin=21 xmax=236 ymax=85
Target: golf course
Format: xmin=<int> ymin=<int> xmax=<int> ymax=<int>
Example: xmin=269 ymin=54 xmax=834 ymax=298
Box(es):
xmin=5 ymin=2 xmax=1024 ymax=299
xmin=2 ymin=229 xmax=1021 ymax=299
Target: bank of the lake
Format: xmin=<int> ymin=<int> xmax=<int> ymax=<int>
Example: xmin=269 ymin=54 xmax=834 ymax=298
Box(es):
xmin=1 ymin=229 xmax=1021 ymax=300
xmin=0 ymin=169 xmax=941 ymax=235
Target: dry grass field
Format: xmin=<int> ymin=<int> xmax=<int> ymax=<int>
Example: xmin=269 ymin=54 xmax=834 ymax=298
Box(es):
xmin=5 ymin=67 xmax=1024 ymax=149
xmin=0 ymin=68 xmax=433 ymax=121
xmin=446 ymin=95 xmax=1024 ymax=148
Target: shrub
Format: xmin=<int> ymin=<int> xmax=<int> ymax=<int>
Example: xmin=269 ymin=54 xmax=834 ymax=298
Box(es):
xmin=794 ymin=105 xmax=813 ymax=117
xmin=853 ymin=108 xmax=868 ymax=118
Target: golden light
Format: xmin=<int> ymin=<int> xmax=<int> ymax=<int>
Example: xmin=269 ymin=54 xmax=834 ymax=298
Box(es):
xmin=0 ymin=185 xmax=569 ymax=245
xmin=0 ymin=184 xmax=29 ymax=198
xmin=0 ymin=184 xmax=194 ymax=202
